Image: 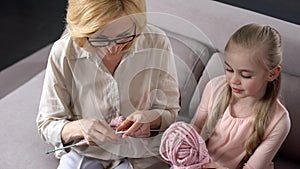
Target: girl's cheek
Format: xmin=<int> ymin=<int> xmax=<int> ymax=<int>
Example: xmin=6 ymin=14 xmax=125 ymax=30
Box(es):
xmin=225 ymin=73 xmax=232 ymax=84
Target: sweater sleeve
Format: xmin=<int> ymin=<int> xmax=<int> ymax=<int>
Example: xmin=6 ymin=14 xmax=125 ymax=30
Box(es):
xmin=191 ymin=76 xmax=226 ymax=131
xmin=36 ymin=42 xmax=74 ymax=157
xmin=243 ymin=112 xmax=291 ymax=169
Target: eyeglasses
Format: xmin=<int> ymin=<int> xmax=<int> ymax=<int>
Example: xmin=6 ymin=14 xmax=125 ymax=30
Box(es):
xmin=88 ymin=25 xmax=136 ymax=47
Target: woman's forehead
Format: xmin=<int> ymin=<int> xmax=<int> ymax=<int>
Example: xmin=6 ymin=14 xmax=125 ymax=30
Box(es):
xmin=91 ymin=16 xmax=134 ymax=38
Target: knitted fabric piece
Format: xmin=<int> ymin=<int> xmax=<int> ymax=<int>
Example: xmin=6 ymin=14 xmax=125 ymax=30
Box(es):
xmin=109 ymin=116 xmax=125 ymax=128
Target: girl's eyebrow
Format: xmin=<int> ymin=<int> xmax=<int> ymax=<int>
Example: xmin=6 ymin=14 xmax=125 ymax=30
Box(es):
xmin=225 ymin=61 xmax=231 ymax=68
xmin=225 ymin=61 xmax=254 ymax=73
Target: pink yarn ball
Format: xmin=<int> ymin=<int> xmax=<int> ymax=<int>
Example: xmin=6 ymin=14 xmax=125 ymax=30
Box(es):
xmin=160 ymin=122 xmax=211 ymax=169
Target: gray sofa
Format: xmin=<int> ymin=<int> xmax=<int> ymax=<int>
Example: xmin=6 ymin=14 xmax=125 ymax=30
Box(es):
xmin=1 ymin=1 xmax=299 ymax=168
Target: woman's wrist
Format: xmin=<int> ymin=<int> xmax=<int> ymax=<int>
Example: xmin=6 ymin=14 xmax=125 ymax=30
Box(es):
xmin=150 ymin=115 xmax=161 ymax=129
xmin=61 ymin=120 xmax=83 ymax=144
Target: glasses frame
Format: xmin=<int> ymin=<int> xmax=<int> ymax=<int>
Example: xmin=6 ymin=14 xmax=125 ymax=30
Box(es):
xmin=87 ymin=24 xmax=136 ymax=47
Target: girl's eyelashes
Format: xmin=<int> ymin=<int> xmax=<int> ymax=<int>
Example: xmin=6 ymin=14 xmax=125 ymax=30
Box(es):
xmin=225 ymin=67 xmax=253 ymax=79
xmin=240 ymin=71 xmax=253 ymax=79
xmin=225 ymin=68 xmax=233 ymax=73
xmin=241 ymin=74 xmax=252 ymax=79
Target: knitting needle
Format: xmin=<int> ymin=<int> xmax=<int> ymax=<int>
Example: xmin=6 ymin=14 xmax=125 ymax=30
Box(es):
xmin=115 ymin=129 xmax=162 ymax=134
xmin=45 ymin=140 xmax=87 ymax=154
xmin=45 ymin=130 xmax=163 ymax=154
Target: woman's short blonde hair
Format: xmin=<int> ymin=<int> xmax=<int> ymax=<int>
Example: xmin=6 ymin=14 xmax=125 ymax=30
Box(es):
xmin=66 ymin=0 xmax=147 ymax=49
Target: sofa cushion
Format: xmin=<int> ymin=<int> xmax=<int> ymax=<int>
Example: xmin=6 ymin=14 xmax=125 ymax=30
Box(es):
xmin=160 ymin=28 xmax=211 ymax=122
xmin=274 ymin=156 xmax=300 ymax=169
xmin=278 ymin=72 xmax=300 ymax=162
xmin=276 ymin=27 xmax=300 ymax=162
xmin=0 ymin=44 xmax=51 ymax=98
xmin=0 ymin=70 xmax=58 ymax=169
xmin=188 ymin=52 xmax=225 ymax=122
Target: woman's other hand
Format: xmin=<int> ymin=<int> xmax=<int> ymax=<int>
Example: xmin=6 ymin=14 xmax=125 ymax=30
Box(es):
xmin=116 ymin=111 xmax=161 ymax=138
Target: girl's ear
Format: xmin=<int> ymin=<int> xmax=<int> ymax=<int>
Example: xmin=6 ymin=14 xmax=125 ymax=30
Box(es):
xmin=268 ymin=65 xmax=281 ymax=81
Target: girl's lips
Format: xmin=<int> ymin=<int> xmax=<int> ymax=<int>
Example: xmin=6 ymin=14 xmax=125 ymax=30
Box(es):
xmin=232 ymin=87 xmax=242 ymax=93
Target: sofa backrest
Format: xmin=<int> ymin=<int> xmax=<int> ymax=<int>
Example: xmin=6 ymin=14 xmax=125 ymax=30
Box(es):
xmin=146 ymin=0 xmax=300 ymax=60
xmin=161 ymin=28 xmax=211 ymax=122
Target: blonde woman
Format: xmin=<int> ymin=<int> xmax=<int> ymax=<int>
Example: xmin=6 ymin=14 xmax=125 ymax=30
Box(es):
xmin=37 ymin=0 xmax=180 ymax=168
xmin=192 ymin=24 xmax=290 ymax=169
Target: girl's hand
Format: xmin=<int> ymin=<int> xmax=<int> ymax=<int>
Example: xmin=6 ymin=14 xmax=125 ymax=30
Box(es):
xmin=116 ymin=111 xmax=161 ymax=138
xmin=202 ymin=162 xmax=229 ymax=169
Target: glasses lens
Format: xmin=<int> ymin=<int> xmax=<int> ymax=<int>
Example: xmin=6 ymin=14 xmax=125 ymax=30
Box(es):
xmin=89 ymin=40 xmax=109 ymax=47
xmin=115 ymin=36 xmax=135 ymax=44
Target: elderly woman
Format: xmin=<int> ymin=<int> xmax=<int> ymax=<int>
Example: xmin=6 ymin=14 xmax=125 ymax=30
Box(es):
xmin=37 ymin=0 xmax=180 ymax=168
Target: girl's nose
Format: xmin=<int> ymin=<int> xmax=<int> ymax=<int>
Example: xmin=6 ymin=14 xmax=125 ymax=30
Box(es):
xmin=231 ymin=73 xmax=241 ymax=85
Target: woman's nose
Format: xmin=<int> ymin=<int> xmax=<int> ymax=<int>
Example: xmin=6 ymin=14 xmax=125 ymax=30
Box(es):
xmin=106 ymin=43 xmax=119 ymax=53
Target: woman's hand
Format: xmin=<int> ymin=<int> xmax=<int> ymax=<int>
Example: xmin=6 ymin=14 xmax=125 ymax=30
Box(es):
xmin=62 ymin=119 xmax=121 ymax=146
xmin=202 ymin=162 xmax=229 ymax=169
xmin=116 ymin=111 xmax=161 ymax=138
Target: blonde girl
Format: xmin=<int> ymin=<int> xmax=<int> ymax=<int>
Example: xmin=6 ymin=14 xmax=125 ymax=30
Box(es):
xmin=192 ymin=23 xmax=290 ymax=169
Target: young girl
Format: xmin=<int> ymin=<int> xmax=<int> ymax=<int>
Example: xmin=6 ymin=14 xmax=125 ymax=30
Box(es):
xmin=192 ymin=23 xmax=291 ymax=169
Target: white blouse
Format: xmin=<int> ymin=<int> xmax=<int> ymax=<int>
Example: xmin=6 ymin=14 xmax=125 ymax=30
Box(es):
xmin=37 ymin=24 xmax=180 ymax=160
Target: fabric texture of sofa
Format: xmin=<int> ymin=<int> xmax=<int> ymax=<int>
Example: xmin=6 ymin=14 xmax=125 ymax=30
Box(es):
xmin=1 ymin=1 xmax=299 ymax=168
